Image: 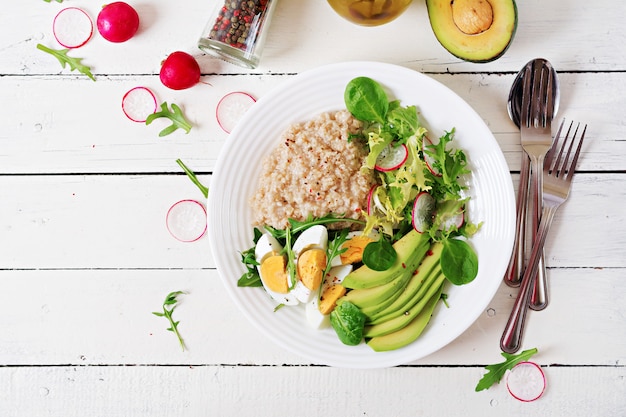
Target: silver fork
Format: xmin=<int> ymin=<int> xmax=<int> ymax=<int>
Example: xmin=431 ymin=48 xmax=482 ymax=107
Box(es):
xmin=501 ymin=119 xmax=587 ymax=353
xmin=520 ymin=59 xmax=557 ymax=311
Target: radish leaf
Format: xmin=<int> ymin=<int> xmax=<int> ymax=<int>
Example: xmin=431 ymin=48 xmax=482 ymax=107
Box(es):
xmin=146 ymin=102 xmax=192 ymax=137
xmin=475 ymin=348 xmax=538 ymax=392
xmin=36 ymin=44 xmax=95 ymax=81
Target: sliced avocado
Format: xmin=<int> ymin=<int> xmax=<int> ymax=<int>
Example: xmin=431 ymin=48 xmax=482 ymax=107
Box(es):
xmin=367 ymin=242 xmax=443 ymax=324
xmin=363 ymin=271 xmax=446 ymax=338
xmin=340 ymin=268 xmax=412 ymax=310
xmin=342 ymin=230 xmax=431 ymax=290
xmin=367 ymin=282 xmax=444 ymax=352
xmin=426 ymin=0 xmax=518 ymax=63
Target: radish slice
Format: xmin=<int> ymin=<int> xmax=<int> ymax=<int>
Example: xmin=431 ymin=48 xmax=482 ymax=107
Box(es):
xmin=216 ymin=91 xmax=256 ymax=133
xmin=53 ymin=7 xmax=94 ymax=49
xmin=366 ymin=185 xmax=377 ymax=216
xmin=506 ymin=361 xmax=546 ymax=402
xmin=439 ymin=207 xmax=465 ymax=231
xmin=375 ymin=143 xmax=408 ymax=172
xmin=166 ymin=200 xmax=207 ymax=242
xmin=423 ymin=136 xmax=442 ymax=177
xmin=412 ymin=191 xmax=436 ymax=233
xmin=122 ymin=86 xmax=157 ymax=123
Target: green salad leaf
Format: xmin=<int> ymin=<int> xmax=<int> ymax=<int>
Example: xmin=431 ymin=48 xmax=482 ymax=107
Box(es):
xmin=475 ymin=348 xmax=539 ymax=391
xmin=152 ymin=291 xmax=187 ymax=351
xmin=344 ymin=76 xmax=389 ymax=124
xmin=330 ymin=301 xmax=366 ymax=346
xmin=146 ymin=102 xmax=192 ymax=137
xmin=37 ymin=44 xmax=95 ymax=81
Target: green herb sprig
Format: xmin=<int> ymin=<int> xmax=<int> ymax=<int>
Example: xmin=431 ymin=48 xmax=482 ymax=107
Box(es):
xmin=36 ymin=44 xmax=95 ymax=81
xmin=43 ymin=0 xmax=63 ymax=3
xmin=146 ymin=102 xmax=192 ymax=137
xmin=475 ymin=348 xmax=539 ymax=391
xmin=176 ymin=158 xmax=209 ymax=198
xmin=152 ymin=291 xmax=187 ymax=351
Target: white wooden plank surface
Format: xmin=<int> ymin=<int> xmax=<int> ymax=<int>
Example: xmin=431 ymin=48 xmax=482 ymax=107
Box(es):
xmin=1 ymin=0 xmax=625 ymax=415
xmin=1 ymin=72 xmax=622 ymax=174
xmin=1 ymin=366 xmax=624 ymax=417
xmin=3 ymin=1 xmax=626 ymax=74
xmin=1 ymin=173 xmax=623 ymax=269
xmin=1 ymin=267 xmax=624 ymax=367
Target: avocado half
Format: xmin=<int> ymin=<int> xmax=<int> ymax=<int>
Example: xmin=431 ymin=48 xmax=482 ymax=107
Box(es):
xmin=426 ymin=0 xmax=518 ymax=63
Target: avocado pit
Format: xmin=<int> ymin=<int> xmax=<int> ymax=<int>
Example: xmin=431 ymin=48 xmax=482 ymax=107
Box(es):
xmin=451 ymin=0 xmax=494 ymax=35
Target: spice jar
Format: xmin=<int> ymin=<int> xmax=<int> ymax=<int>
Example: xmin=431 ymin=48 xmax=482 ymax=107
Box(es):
xmin=198 ymin=0 xmax=278 ymax=69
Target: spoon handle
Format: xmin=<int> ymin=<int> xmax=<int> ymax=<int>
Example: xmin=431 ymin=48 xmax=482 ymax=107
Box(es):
xmin=504 ymin=152 xmax=531 ymax=287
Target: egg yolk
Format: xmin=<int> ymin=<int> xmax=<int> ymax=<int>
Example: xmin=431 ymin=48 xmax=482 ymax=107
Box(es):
xmin=340 ymin=235 xmax=374 ymax=264
xmin=260 ymin=254 xmax=289 ymax=293
xmin=297 ymin=248 xmax=327 ymax=291
xmin=318 ymin=284 xmax=346 ymax=315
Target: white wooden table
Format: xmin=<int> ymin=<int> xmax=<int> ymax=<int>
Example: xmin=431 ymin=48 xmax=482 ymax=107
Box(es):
xmin=2 ymin=1 xmax=625 ymax=415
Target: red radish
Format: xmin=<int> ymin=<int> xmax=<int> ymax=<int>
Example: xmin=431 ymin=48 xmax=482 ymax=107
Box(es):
xmin=411 ymin=191 xmax=436 ymax=233
xmin=53 ymin=7 xmax=94 ymax=48
xmin=159 ymin=51 xmax=201 ymax=90
xmin=423 ymin=136 xmax=442 ymax=176
xmin=439 ymin=206 xmax=465 ymax=231
xmin=216 ymin=91 xmax=256 ymax=133
xmin=97 ymin=2 xmax=140 ymax=43
xmin=375 ymin=143 xmax=408 ymax=172
xmin=366 ymin=184 xmax=378 ymax=216
xmin=122 ymin=86 xmax=157 ymax=123
xmin=166 ymin=200 xmax=207 ymax=242
xmin=506 ymin=361 xmax=546 ymax=402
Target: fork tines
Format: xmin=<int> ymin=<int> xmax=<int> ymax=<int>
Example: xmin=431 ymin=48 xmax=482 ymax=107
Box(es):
xmin=545 ymin=119 xmax=587 ymax=180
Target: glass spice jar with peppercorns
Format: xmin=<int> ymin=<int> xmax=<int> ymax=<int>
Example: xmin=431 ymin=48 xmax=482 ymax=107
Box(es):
xmin=198 ymin=0 xmax=278 ymax=69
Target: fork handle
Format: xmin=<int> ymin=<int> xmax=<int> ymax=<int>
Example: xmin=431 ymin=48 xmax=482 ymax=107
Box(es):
xmin=529 ymin=158 xmax=549 ymax=310
xmin=500 ymin=203 xmax=559 ymax=354
xmin=503 ymin=153 xmax=531 ymax=287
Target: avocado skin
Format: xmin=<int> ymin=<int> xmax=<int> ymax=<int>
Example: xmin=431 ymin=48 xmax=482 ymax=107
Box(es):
xmin=342 ymin=230 xmax=431 ymax=290
xmin=367 ymin=282 xmax=444 ymax=352
xmin=426 ymin=0 xmax=518 ymax=63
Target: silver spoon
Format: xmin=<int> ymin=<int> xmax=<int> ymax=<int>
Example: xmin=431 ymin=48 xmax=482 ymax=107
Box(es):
xmin=504 ymin=59 xmax=560 ymax=311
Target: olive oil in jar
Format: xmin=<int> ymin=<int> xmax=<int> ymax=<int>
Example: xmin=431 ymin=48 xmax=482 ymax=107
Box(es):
xmin=327 ymin=0 xmax=412 ymax=26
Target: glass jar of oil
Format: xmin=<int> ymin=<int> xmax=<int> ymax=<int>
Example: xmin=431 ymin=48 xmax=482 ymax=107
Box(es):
xmin=327 ymin=0 xmax=412 ymax=26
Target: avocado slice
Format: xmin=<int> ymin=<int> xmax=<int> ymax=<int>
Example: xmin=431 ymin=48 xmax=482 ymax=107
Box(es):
xmin=425 ymin=0 xmax=518 ymax=63
xmin=342 ymin=230 xmax=430 ymax=290
xmin=367 ymin=282 xmax=444 ymax=352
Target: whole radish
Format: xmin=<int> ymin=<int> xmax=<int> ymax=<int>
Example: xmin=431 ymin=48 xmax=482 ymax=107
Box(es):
xmin=159 ymin=51 xmax=201 ymax=90
xmin=97 ymin=2 xmax=140 ymax=43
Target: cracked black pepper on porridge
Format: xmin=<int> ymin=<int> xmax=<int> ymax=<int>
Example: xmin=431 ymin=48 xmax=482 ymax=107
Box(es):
xmin=250 ymin=110 xmax=376 ymax=230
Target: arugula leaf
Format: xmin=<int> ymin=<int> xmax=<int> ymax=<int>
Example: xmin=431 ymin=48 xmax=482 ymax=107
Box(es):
xmin=146 ymin=102 xmax=192 ymax=137
xmin=238 ymin=229 xmax=263 ymax=287
xmin=324 ymin=229 xmax=349 ymax=277
xmin=36 ymin=44 xmax=95 ymax=81
xmin=265 ymin=214 xmax=364 ymax=240
xmin=43 ymin=0 xmax=64 ymax=3
xmin=176 ymin=158 xmax=209 ymax=198
xmin=152 ymin=291 xmax=187 ymax=351
xmin=475 ymin=348 xmax=539 ymax=392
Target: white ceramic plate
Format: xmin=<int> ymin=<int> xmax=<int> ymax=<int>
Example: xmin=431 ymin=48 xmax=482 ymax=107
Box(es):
xmin=208 ymin=61 xmax=515 ymax=368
